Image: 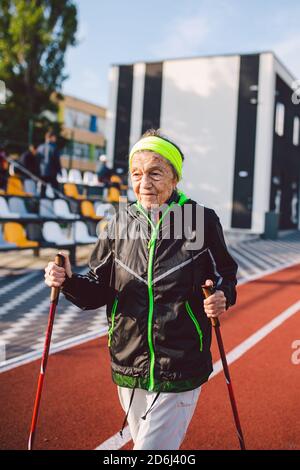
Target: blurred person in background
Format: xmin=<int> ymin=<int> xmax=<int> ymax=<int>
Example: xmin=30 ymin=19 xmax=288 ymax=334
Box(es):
xmin=37 ymin=131 xmax=62 ymax=197
xmin=97 ymin=154 xmax=112 ymax=185
xmin=19 ymin=144 xmax=40 ymax=179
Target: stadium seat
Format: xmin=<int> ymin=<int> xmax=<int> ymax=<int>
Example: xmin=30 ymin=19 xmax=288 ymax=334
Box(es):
xmin=81 ymin=200 xmax=102 ymax=220
xmin=3 ymin=222 xmax=38 ymax=248
xmin=0 ymin=225 xmax=17 ymax=249
xmin=24 ymin=179 xmax=37 ymax=195
xmin=74 ymin=221 xmax=98 ymax=244
xmin=57 ymin=167 xmax=68 ymax=183
xmin=107 ymin=175 xmax=121 ymax=203
xmin=94 ymin=202 xmax=113 ymax=218
xmin=64 ymin=183 xmax=85 ymax=200
xmin=83 ymin=171 xmax=97 ymax=186
xmin=0 ymin=197 xmax=20 ymax=218
xmin=39 ymin=199 xmax=56 ymax=219
xmin=45 ymin=184 xmax=55 ymax=198
xmin=68 ymin=169 xmax=82 ymax=184
xmin=42 ymin=222 xmax=74 ymax=245
xmin=6 ymin=176 xmax=31 ymax=196
xmin=53 ymin=199 xmax=80 ymax=220
xmin=8 ymin=197 xmax=38 ymax=218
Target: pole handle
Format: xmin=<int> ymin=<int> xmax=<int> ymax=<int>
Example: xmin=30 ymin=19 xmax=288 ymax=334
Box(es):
xmin=50 ymin=254 xmax=65 ymax=302
xmin=201 ymin=284 xmax=220 ymax=328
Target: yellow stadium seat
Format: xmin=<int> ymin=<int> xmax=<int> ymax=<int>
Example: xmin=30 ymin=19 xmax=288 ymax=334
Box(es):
xmin=81 ymin=200 xmax=102 ymax=220
xmin=6 ymin=176 xmax=31 ymax=196
xmin=4 ymin=222 xmax=38 ymax=248
xmin=64 ymin=183 xmax=85 ymax=200
xmin=107 ymin=175 xmax=121 ymax=203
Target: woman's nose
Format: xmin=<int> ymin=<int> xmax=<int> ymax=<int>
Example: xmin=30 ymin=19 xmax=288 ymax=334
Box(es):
xmin=140 ymin=174 xmax=152 ymax=188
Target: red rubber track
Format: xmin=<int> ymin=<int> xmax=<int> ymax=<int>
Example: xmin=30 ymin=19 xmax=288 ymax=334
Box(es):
xmin=1 ymin=264 xmax=300 ymax=450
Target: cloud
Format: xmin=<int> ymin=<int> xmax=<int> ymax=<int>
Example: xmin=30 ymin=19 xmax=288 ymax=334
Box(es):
xmin=149 ymin=0 xmax=236 ymax=60
xmin=150 ymin=15 xmax=211 ymax=59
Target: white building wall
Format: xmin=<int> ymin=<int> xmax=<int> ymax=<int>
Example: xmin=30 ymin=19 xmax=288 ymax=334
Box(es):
xmin=129 ymin=63 xmax=146 ymax=149
xmin=106 ymin=66 xmax=119 ymax=168
xmin=160 ymin=56 xmax=240 ymax=230
xmin=252 ymin=53 xmax=276 ymax=233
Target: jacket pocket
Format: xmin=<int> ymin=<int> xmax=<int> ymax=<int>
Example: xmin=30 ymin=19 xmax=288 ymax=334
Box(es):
xmin=108 ymin=295 xmax=119 ymax=347
xmin=184 ymin=301 xmax=203 ymax=352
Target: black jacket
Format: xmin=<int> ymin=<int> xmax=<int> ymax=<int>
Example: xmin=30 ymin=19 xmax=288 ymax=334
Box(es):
xmin=62 ymin=190 xmax=238 ymax=393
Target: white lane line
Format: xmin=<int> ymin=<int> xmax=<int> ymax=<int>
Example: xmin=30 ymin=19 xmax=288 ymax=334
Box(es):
xmin=0 ymin=271 xmax=40 ymax=297
xmin=32 ymin=304 xmax=82 ymax=350
xmin=0 ymin=268 xmax=86 ymax=345
xmin=210 ymin=299 xmax=300 ymax=377
xmin=95 ymin=299 xmax=300 ymax=450
xmin=0 ymin=327 xmax=108 ymax=372
xmin=232 ymin=245 xmax=272 ymax=271
xmin=228 ymin=246 xmax=261 ymax=274
xmin=0 ymin=280 xmax=47 ymax=318
xmin=239 ymin=243 xmax=279 ymax=268
xmin=96 ymin=426 xmax=131 ymax=451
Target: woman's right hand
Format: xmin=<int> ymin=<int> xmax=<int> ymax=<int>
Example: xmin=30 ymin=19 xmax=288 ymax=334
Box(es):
xmin=44 ymin=252 xmax=73 ymax=288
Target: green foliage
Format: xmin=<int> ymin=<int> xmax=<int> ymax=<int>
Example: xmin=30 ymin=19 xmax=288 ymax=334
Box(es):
xmin=0 ymin=0 xmax=78 ymax=151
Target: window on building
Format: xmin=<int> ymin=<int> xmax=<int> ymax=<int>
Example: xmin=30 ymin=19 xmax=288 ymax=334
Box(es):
xmin=275 ymin=102 xmax=285 ymax=137
xmin=293 ymin=116 xmax=299 ymax=146
xmin=97 ymin=116 xmax=106 ymax=135
xmin=65 ymin=108 xmax=90 ymax=131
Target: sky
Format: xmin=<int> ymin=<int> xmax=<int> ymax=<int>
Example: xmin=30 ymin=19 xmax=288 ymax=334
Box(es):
xmin=63 ymin=0 xmax=300 ymax=107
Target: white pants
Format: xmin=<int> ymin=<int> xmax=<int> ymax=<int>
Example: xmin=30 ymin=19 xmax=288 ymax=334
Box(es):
xmin=117 ymin=385 xmax=201 ymax=450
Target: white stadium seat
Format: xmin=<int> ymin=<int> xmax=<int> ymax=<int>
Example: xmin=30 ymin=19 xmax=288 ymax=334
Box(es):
xmin=8 ymin=197 xmax=38 ymax=218
xmin=53 ymin=199 xmax=79 ymax=220
xmin=0 ymin=197 xmax=20 ymax=218
xmin=45 ymin=184 xmax=55 ymax=198
xmin=68 ymin=169 xmax=82 ymax=184
xmin=57 ymin=167 xmax=68 ymax=183
xmin=39 ymin=199 xmax=56 ymax=219
xmin=42 ymin=222 xmax=74 ymax=245
xmin=83 ymin=171 xmax=96 ymax=186
xmin=94 ymin=202 xmax=113 ymax=218
xmin=24 ymin=179 xmax=37 ymax=195
xmin=74 ymin=221 xmax=98 ymax=244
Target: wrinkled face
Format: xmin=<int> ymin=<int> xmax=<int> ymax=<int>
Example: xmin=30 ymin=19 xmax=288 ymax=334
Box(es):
xmin=130 ymin=151 xmax=177 ymax=209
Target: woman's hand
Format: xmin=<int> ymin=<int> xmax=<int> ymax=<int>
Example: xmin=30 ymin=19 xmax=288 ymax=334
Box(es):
xmin=44 ymin=252 xmax=72 ymax=288
xmin=203 ymin=279 xmax=226 ymax=318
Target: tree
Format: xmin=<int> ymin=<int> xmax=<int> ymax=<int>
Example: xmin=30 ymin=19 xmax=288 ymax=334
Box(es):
xmin=0 ymin=0 xmax=78 ymax=151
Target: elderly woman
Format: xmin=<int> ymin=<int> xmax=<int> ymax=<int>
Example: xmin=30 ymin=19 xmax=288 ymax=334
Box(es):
xmin=44 ymin=129 xmax=238 ymax=450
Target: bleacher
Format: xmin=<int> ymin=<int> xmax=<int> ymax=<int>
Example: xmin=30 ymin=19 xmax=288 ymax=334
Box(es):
xmin=0 ymin=159 xmax=133 ymax=265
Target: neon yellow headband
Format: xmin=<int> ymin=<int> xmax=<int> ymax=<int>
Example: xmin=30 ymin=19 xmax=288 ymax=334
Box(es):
xmin=129 ymin=136 xmax=183 ymax=180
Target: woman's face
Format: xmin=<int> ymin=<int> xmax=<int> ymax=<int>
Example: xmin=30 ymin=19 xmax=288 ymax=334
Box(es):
xmin=130 ymin=151 xmax=177 ymax=209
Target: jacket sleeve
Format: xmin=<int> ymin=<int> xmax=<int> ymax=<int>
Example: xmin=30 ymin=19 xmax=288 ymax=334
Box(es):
xmin=206 ymin=209 xmax=238 ymax=310
xmin=61 ymin=221 xmax=114 ymax=310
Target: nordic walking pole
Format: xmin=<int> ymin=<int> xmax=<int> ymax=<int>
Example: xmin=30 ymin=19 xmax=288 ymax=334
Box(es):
xmin=28 ymin=253 xmax=65 ymax=451
xmin=202 ymin=284 xmax=246 ymax=451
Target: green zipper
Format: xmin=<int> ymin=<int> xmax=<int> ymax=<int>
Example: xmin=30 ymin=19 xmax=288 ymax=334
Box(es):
xmin=108 ymin=296 xmax=119 ymax=347
xmin=135 ymin=191 xmax=189 ymax=391
xmin=184 ymin=301 xmax=203 ymax=352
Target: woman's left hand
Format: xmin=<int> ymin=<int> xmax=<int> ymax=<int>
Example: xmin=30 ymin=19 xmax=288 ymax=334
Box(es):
xmin=203 ymin=279 xmax=226 ymax=318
